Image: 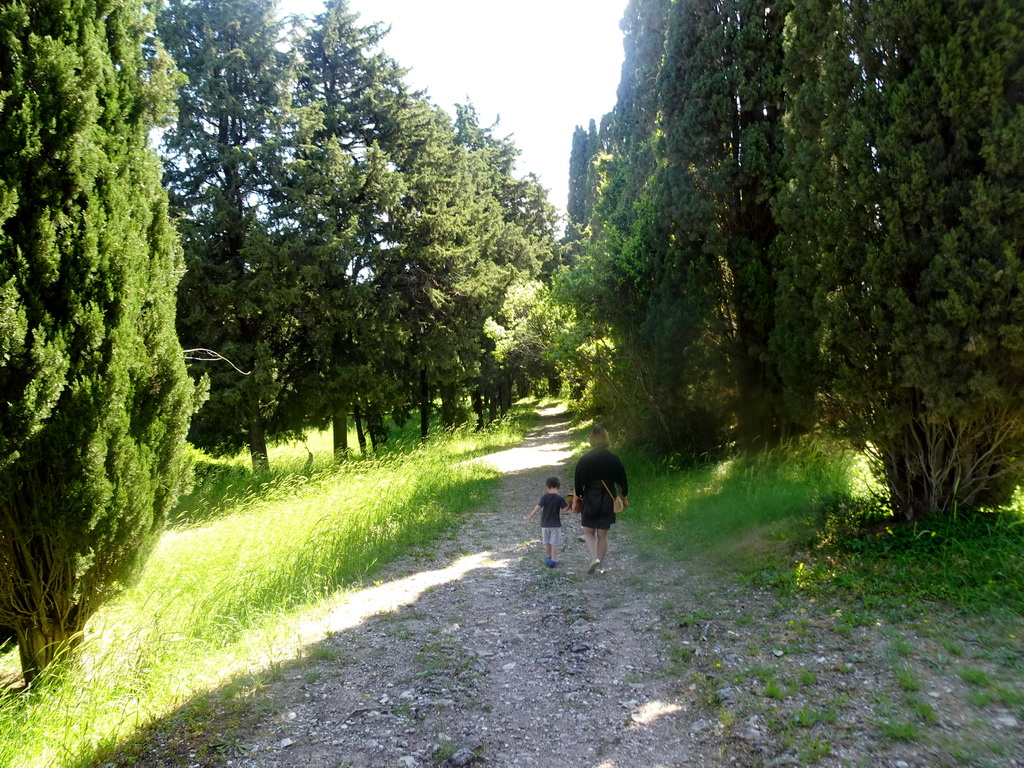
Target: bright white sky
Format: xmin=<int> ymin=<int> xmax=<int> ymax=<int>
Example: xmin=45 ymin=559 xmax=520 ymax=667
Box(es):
xmin=279 ymin=0 xmax=628 ymax=221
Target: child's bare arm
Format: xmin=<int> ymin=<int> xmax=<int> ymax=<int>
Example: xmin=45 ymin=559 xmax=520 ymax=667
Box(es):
xmin=524 ymin=504 xmax=542 ymax=521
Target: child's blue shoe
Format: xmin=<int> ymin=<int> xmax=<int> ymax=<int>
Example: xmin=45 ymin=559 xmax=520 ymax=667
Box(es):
xmin=545 ymin=557 xmax=556 ymax=568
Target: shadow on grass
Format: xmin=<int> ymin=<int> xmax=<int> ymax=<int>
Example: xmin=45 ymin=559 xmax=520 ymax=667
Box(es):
xmin=622 ymin=440 xmax=1024 ymax=621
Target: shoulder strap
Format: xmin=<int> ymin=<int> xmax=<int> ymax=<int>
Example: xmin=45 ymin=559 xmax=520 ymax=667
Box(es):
xmin=600 ymin=480 xmax=616 ymax=498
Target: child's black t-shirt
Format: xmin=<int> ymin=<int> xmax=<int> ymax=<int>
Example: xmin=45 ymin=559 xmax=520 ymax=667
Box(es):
xmin=537 ymin=492 xmax=568 ymax=528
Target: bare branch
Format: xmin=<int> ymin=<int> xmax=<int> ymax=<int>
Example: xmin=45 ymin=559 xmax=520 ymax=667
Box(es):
xmin=182 ymin=349 xmax=251 ymax=375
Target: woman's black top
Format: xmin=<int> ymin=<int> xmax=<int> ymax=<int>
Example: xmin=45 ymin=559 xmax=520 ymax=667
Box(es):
xmin=574 ymin=447 xmax=628 ymax=498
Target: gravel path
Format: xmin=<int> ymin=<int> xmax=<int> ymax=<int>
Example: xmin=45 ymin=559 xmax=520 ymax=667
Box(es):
xmin=228 ymin=407 xmax=702 ymax=767
xmin=127 ymin=407 xmax=1023 ymax=768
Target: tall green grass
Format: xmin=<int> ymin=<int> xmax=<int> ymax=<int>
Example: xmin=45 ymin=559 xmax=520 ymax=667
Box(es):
xmin=0 ymin=412 xmax=532 ymax=768
xmin=622 ymin=441 xmax=1024 ymax=618
xmin=622 ymin=444 xmax=866 ymax=566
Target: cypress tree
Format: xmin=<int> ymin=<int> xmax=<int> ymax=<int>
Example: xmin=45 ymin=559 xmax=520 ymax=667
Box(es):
xmin=654 ymin=0 xmax=792 ymax=452
xmin=554 ymin=0 xmax=675 ymax=447
xmin=778 ymin=0 xmax=1024 ymax=518
xmin=0 ymin=0 xmax=194 ymax=681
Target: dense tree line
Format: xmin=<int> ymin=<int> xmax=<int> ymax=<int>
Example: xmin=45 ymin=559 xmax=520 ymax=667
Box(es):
xmin=159 ymin=0 xmax=559 ymax=469
xmin=564 ymin=0 xmax=1024 ymax=521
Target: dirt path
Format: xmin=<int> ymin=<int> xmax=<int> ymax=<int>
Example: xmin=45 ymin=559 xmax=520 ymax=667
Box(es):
xmin=129 ymin=408 xmax=1023 ymax=768
xmin=217 ymin=407 xmax=705 ymax=767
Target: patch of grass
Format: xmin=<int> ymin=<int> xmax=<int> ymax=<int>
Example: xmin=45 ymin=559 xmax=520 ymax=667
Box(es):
xmin=940 ymin=638 xmax=965 ymax=656
xmin=306 ymin=645 xmax=339 ymax=663
xmin=627 ymin=440 xmax=1024 ymax=621
xmin=775 ymin=508 xmax=1024 ymax=618
xmin=624 ymin=443 xmax=858 ymax=567
xmin=909 ymin=698 xmax=938 ymax=723
xmin=799 ymin=670 xmax=818 ymax=686
xmin=878 ymin=719 xmax=921 ymax=741
xmin=959 ymin=666 xmax=994 ymax=687
xmin=667 ymin=646 xmax=697 ymax=674
xmin=792 ymin=703 xmax=837 ymax=727
xmin=894 ymin=665 xmax=921 ymax=692
xmin=833 ymin=623 xmax=853 ymax=637
xmin=796 ymin=736 xmax=832 ymax=763
xmin=888 ymin=635 xmax=914 ymax=659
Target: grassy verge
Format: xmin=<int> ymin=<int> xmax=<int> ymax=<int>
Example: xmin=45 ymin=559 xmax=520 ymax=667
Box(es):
xmin=622 ymin=443 xmax=866 ymax=567
xmin=0 ymin=409 xmax=535 ymax=768
xmin=621 ymin=441 xmax=1024 ymax=766
xmin=623 ymin=442 xmax=1024 ymax=617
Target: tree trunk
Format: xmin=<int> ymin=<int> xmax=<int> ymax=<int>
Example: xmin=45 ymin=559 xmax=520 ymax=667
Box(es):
xmin=440 ymin=382 xmax=459 ymax=428
xmin=332 ymin=408 xmax=349 ymax=461
xmin=501 ymin=371 xmax=513 ymax=413
xmin=367 ymin=411 xmax=387 ymax=450
xmin=353 ymin=402 xmax=367 ymax=454
xmin=875 ymin=409 xmax=1024 ymax=521
xmin=472 ymin=390 xmax=485 ymax=431
xmin=248 ymin=412 xmax=269 ymax=472
xmin=734 ymin=353 xmax=779 ymax=456
xmin=420 ymin=368 xmax=430 ymax=439
xmin=17 ymin=619 xmax=82 ymax=686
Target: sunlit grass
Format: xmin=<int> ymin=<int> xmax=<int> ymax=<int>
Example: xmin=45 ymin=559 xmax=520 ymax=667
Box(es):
xmin=0 ymin=409 xmax=534 ymax=768
xmin=623 ymin=439 xmax=1024 ymax=619
xmin=623 ymin=442 xmax=864 ymax=566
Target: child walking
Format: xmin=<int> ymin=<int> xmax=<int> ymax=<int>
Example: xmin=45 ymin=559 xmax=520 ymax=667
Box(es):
xmin=524 ymin=476 xmax=570 ymax=568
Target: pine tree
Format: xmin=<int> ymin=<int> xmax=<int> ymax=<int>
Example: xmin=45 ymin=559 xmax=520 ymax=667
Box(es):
xmin=0 ymin=0 xmax=194 ymax=681
xmin=159 ymin=0 xmax=296 ymax=469
xmin=284 ymin=0 xmax=413 ymax=456
xmin=778 ymin=0 xmax=1024 ymax=518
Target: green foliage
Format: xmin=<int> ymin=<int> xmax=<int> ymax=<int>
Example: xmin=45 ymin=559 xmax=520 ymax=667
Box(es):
xmin=159 ymin=0 xmax=298 ymax=468
xmin=484 ymin=280 xmax=566 ymax=394
xmin=562 ymin=0 xmax=795 ymax=455
xmin=569 ymin=0 xmax=1024 ymax=527
xmin=776 ymin=0 xmax=1024 ymax=519
xmin=0 ymin=0 xmax=195 ymax=681
xmin=791 ymin=510 xmax=1024 ymax=617
xmin=565 ymin=119 xmax=604 ymax=242
xmin=281 ymin=0 xmax=417 ymax=448
xmin=653 ymin=0 xmax=792 ymax=452
xmin=161 ymin=1 xmax=559 ymax=454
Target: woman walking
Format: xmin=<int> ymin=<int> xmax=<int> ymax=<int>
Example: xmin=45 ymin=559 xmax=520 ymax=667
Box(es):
xmin=573 ymin=424 xmax=629 ymax=574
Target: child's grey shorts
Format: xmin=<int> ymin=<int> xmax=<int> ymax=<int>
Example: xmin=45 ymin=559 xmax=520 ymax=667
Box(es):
xmin=541 ymin=527 xmax=563 ymax=546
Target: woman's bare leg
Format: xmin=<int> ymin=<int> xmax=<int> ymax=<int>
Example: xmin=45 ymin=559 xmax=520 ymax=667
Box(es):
xmin=595 ymin=529 xmax=609 ymax=565
xmin=583 ymin=527 xmax=598 ymax=559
